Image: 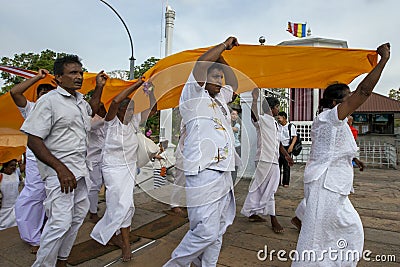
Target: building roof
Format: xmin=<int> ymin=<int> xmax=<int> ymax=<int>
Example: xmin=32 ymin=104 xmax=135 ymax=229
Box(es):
xmin=356 ymin=92 xmax=400 ymax=112
xmin=278 ymin=37 xmax=348 ymax=48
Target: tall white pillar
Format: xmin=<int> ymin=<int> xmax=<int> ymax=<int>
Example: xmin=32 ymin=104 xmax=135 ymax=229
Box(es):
xmin=159 ymin=5 xmax=175 ymax=143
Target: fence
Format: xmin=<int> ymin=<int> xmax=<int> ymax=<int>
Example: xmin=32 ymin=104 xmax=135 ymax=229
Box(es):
xmin=292 ymin=140 xmax=397 ymax=169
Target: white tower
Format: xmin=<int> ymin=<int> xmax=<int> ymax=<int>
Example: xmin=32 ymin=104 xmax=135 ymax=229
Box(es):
xmin=159 ymin=5 xmax=175 ymax=143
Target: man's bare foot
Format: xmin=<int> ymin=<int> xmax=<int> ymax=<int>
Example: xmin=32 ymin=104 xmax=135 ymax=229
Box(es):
xmin=291 ymin=216 xmax=302 ymax=231
xmin=121 ymin=243 xmax=132 ymax=262
xmin=89 ymin=213 xmax=101 ymax=223
xmin=271 ymin=216 xmax=284 ymax=233
xmin=30 ymin=245 xmax=39 ymax=254
xmin=249 ymin=214 xmax=266 ymax=222
xmin=55 ymin=259 xmax=67 ymax=267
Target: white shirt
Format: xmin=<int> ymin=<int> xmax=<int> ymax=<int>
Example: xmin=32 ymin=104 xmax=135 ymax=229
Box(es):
xmin=102 ymin=113 xmax=141 ymax=166
xmin=304 ymin=106 xmax=357 ymax=195
xmin=87 ymin=114 xmax=106 ymax=164
xmin=18 ymin=101 xmax=36 ymax=161
xmin=253 ymin=114 xmax=280 ymax=164
xmin=20 ymin=86 xmax=92 ymax=179
xmin=278 ymin=122 xmax=297 ymax=146
xmin=180 ymin=72 xmax=235 ymax=175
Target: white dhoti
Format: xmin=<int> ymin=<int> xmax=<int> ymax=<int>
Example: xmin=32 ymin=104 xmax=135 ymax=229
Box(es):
xmin=292 ymin=173 xmax=364 ymax=267
xmin=241 ymin=162 xmax=280 ymax=217
xmin=90 ymin=163 xmax=135 ymax=245
xmin=32 ymin=176 xmax=89 ymax=267
xmin=164 ymin=169 xmax=235 ymax=267
xmin=88 ymin=161 xmax=103 ymax=214
xmin=15 ymin=158 xmax=46 ymax=245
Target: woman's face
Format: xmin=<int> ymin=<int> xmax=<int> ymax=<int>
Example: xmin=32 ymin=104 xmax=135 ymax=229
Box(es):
xmin=231 ymin=111 xmax=238 ymax=121
xmin=2 ymin=160 xmax=17 ymax=175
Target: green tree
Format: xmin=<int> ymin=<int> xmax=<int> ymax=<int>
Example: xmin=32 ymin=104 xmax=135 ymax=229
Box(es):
xmin=1 ymin=49 xmax=68 ymax=94
xmin=388 ymin=88 xmax=400 ymax=101
xmin=134 ymin=56 xmax=159 ymax=78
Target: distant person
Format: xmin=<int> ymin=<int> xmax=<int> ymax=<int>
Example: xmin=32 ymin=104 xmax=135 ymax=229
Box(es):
xmin=20 ymin=55 xmax=107 ymax=267
xmin=90 ymin=77 xmax=157 ymax=262
xmin=0 ymin=159 xmax=21 ymax=230
xmin=10 ymin=69 xmax=55 ymax=254
xmin=277 ymin=111 xmax=297 ymax=187
xmin=292 ymin=43 xmax=390 ymax=266
xmin=231 ymin=109 xmax=241 ymax=182
xmin=241 ymin=89 xmax=293 ymax=234
xmin=347 ymin=115 xmax=358 ymax=140
xmin=153 ymin=139 xmax=175 ymax=189
xmin=164 ymin=36 xmax=239 ymax=267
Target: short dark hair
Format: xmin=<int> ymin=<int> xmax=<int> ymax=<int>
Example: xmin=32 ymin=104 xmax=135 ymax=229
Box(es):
xmin=37 ymin=84 xmax=55 ymax=96
xmin=266 ymin=97 xmax=280 ymax=109
xmin=207 ymin=62 xmax=223 ymax=75
xmin=53 ymin=54 xmax=82 ymax=76
xmin=318 ymin=83 xmax=350 ymax=112
xmin=278 ymin=111 xmax=287 ymax=119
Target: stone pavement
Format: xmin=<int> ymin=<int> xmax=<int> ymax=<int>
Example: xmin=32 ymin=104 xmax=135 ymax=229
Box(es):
xmin=0 ymin=165 xmax=399 ymax=266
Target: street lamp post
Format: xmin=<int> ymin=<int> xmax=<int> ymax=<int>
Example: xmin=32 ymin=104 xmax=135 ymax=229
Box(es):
xmin=99 ymin=0 xmax=136 ymax=79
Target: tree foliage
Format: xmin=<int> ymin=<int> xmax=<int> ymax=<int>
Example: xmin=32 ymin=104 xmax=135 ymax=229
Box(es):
xmin=134 ymin=56 xmax=159 ymax=78
xmin=388 ymin=88 xmax=400 ymax=101
xmin=1 ymin=50 xmax=68 ymax=94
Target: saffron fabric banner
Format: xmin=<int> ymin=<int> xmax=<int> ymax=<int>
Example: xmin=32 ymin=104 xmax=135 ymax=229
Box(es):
xmin=0 ymin=44 xmax=377 ymax=131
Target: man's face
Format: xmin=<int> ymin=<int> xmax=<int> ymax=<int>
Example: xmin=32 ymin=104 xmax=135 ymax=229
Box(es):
xmin=271 ymin=104 xmax=280 ymax=116
xmin=205 ymin=68 xmax=223 ymax=98
xmin=55 ymin=63 xmax=83 ymax=91
xmin=277 ymin=115 xmax=286 ymax=125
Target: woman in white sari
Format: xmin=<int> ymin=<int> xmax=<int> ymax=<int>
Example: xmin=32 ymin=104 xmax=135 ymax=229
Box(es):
xmin=90 ymin=78 xmax=157 ymax=262
xmin=292 ymin=43 xmax=390 ymax=267
xmin=0 ymin=159 xmax=21 ymax=230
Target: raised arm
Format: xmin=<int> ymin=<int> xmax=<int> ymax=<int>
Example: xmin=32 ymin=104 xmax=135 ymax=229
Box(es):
xmin=338 ymin=43 xmax=390 ymax=120
xmin=105 ymin=78 xmax=144 ymax=121
xmin=217 ymin=56 xmax=238 ymax=92
xmin=193 ymin=36 xmax=239 ymax=87
xmin=251 ymin=88 xmax=260 ymax=122
xmin=88 ymin=70 xmax=108 ymax=117
xmin=140 ymin=89 xmax=157 ymax=124
xmin=10 ymin=69 xmax=50 ymax=107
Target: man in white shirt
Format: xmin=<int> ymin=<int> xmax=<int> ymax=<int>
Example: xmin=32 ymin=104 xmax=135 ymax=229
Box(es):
xmin=20 ymin=55 xmax=107 ymax=267
xmin=164 ymin=36 xmax=239 ymax=267
xmin=277 ymin=111 xmax=297 ymax=187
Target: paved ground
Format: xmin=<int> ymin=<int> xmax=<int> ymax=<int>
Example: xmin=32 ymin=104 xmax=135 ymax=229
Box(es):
xmin=0 ymin=164 xmax=399 ymax=266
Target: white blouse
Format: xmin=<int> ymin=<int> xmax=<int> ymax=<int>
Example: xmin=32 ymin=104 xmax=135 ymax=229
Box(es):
xmin=304 ymin=106 xmax=357 ymax=195
xmin=102 ymin=113 xmax=141 ymax=166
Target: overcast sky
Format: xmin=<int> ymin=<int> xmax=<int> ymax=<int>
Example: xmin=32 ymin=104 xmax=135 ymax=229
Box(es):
xmin=1 ymin=0 xmax=398 ymax=96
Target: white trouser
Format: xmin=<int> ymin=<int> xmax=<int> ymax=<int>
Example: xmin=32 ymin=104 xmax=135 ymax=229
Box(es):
xmin=164 ymin=170 xmax=235 ymax=267
xmin=32 ymin=176 xmax=89 ymax=267
xmin=88 ymin=161 xmax=103 ymax=214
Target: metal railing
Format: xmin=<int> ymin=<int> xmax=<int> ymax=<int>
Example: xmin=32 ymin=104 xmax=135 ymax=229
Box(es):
xmin=292 ymin=141 xmax=397 ymax=169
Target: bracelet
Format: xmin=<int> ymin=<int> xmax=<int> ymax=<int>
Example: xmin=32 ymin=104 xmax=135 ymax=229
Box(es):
xmin=221 ymin=42 xmax=227 ymax=49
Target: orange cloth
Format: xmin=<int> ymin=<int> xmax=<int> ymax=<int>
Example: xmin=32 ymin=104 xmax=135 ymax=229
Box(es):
xmin=0 ymin=44 xmax=377 ymax=131
xmin=0 ymin=128 xmax=27 ymax=163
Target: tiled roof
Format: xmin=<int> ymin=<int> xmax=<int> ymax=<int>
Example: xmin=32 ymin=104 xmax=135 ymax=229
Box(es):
xmin=356 ymin=92 xmax=400 ymax=112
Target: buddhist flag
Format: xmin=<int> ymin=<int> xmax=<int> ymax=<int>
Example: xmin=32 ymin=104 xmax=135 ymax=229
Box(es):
xmin=287 ymin=22 xmax=307 ymax=38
